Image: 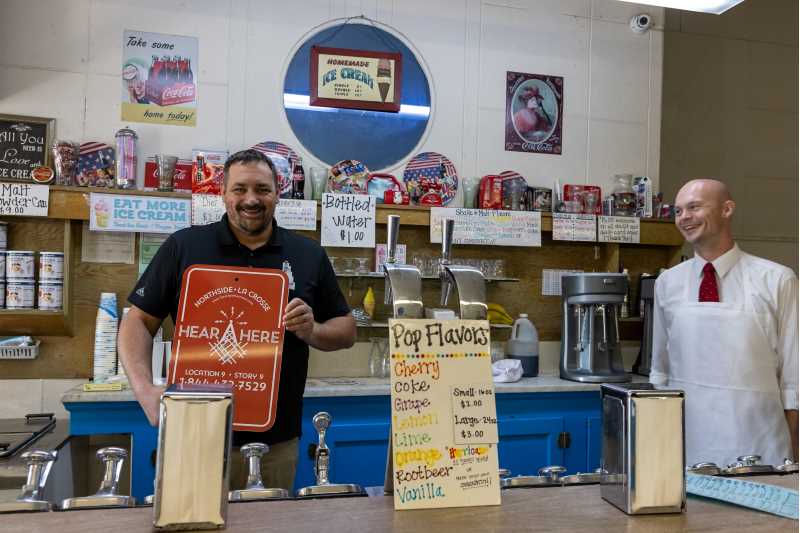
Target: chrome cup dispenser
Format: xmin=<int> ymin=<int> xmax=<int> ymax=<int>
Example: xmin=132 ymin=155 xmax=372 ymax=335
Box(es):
xmin=632 ymin=275 xmax=657 ymax=376
xmin=560 ymin=273 xmax=631 ymax=383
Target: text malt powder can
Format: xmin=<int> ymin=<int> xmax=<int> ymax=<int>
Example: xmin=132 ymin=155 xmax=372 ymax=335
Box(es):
xmin=6 ymin=280 xmax=35 ymax=309
xmin=0 ymin=221 xmax=7 ymax=250
xmin=5 ymin=251 xmax=35 ymax=280
xmin=39 ymin=252 xmax=64 ymax=280
xmin=38 ymin=281 xmax=63 ymax=310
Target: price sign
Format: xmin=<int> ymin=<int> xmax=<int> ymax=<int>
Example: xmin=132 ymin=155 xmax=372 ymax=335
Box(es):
xmin=552 ymin=213 xmax=597 ymax=242
xmin=598 ymin=215 xmax=640 ymax=243
xmin=0 ymin=182 xmax=48 ymax=216
xmin=320 ymin=193 xmax=375 ymax=248
xmin=389 ymin=319 xmax=500 ymax=510
xmin=430 ymin=207 xmax=541 ymax=247
xmin=191 ymin=193 xmax=225 ymax=225
xmin=275 ymin=199 xmax=317 ymax=230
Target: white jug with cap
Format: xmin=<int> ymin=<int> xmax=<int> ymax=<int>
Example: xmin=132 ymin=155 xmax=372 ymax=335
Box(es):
xmin=506 ymin=313 xmax=539 ymax=377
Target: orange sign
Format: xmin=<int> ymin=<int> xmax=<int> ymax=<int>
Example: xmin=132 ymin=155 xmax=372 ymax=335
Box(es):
xmin=169 ymin=265 xmax=288 ymax=431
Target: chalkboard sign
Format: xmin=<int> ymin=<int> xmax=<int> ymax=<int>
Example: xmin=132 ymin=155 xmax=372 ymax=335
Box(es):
xmin=0 ymin=114 xmax=55 ymax=182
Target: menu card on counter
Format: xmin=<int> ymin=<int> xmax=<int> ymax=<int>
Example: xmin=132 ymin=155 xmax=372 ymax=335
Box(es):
xmin=389 ymin=319 xmax=500 ymax=510
xmin=275 ymin=199 xmax=317 ymax=231
xmin=0 ymin=182 xmax=48 ymax=216
xmin=552 ymin=213 xmax=597 ymax=242
xmin=598 ymin=215 xmax=640 ymax=243
xmin=429 ymin=207 xmax=541 ymax=247
xmin=321 ymin=193 xmax=375 ymax=248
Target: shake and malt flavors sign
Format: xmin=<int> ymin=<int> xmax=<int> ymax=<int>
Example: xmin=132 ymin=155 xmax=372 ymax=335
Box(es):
xmin=311 ymin=46 xmax=402 ymax=113
xmin=389 ymin=319 xmax=500 ymax=510
xmin=121 ymin=30 xmax=198 ymax=127
xmin=170 ymin=265 xmax=288 ymax=430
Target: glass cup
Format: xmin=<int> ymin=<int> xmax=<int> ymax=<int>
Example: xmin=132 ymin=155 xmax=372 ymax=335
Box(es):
xmin=355 ymin=257 xmax=370 ymax=274
xmin=155 ymin=154 xmax=178 ymax=192
xmin=328 ymin=256 xmax=339 ymax=274
xmin=310 ymin=167 xmax=327 ymax=201
xmin=584 ymin=189 xmax=599 ymax=214
xmin=462 ymin=176 xmax=480 ymax=209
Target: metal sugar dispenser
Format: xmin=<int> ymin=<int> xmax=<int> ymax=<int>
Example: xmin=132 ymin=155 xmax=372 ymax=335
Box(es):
xmin=228 ymin=443 xmax=289 ymax=501
xmin=295 ymin=412 xmax=365 ymax=498
xmin=0 ymin=450 xmax=57 ymax=513
xmin=559 ymin=273 xmax=631 ymax=383
xmin=60 ymin=447 xmax=135 ymax=509
xmin=438 ymin=218 xmax=487 ymax=319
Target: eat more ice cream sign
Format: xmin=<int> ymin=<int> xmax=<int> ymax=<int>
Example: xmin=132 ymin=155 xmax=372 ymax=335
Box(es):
xmin=90 ymin=192 xmax=190 ymax=234
xmin=310 ymin=46 xmax=402 ymax=113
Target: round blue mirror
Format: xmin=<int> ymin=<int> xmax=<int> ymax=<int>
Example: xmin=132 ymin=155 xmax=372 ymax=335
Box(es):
xmin=283 ymin=21 xmax=432 ymax=171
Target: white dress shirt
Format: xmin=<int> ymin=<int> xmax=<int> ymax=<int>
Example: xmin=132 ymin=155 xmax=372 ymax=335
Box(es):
xmin=651 ymin=244 xmax=798 ymax=410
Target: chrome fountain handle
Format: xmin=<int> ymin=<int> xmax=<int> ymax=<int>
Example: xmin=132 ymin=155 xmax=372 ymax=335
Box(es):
xmin=439 ymin=219 xmax=455 ymax=306
xmin=538 ymin=465 xmax=566 ymax=483
xmin=736 ymin=454 xmax=761 ymax=466
xmin=18 ymin=450 xmax=57 ymax=502
xmin=384 ymin=215 xmax=400 ymax=305
xmin=241 ymin=443 xmax=269 ymax=490
xmin=95 ymin=447 xmax=127 ymax=497
xmin=313 ymin=412 xmax=332 ymax=485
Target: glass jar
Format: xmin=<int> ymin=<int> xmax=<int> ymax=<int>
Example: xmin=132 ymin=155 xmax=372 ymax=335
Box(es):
xmin=612 ymin=174 xmax=636 ymax=217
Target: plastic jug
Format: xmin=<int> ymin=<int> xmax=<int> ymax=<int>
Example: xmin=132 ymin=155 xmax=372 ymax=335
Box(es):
xmin=506 ymin=313 xmax=539 ymax=377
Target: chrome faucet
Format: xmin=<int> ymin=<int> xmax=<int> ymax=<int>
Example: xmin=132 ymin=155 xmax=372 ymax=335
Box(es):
xmin=0 ymin=450 xmax=57 ymax=513
xmin=382 ymin=215 xmax=423 ymax=318
xmin=438 ymin=218 xmax=488 ymax=320
xmin=229 ymin=443 xmax=289 ymax=501
xmin=61 ymin=447 xmax=136 ymax=509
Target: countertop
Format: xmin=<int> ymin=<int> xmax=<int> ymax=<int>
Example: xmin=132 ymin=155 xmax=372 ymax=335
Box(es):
xmin=61 ymin=374 xmax=650 ymax=403
xmin=1 ymin=475 xmax=796 ymax=532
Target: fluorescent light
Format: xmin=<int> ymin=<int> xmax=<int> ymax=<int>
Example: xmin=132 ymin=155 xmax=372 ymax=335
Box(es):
xmin=615 ymin=0 xmax=746 ymax=15
xmin=283 ymin=93 xmax=430 ymax=117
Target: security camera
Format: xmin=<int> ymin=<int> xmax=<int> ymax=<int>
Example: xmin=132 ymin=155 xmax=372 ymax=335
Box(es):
xmin=630 ymin=13 xmax=652 ymax=34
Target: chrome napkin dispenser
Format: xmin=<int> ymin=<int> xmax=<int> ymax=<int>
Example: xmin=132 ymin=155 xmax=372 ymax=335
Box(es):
xmin=600 ymin=383 xmax=685 ymax=515
xmin=153 ymin=384 xmax=233 ymax=531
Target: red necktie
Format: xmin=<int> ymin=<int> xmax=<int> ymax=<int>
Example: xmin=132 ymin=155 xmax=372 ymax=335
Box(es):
xmin=699 ymin=262 xmax=719 ymax=302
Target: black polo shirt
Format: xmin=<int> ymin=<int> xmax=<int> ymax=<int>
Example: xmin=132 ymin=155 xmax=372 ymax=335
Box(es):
xmin=128 ymin=214 xmax=350 ymax=445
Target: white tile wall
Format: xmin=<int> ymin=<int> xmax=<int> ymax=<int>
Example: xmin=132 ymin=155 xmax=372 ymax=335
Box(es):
xmin=0 ymin=379 xmax=84 ymax=419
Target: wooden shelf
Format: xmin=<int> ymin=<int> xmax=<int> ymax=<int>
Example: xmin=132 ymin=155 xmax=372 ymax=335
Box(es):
xmin=336 ymin=272 xmax=520 ymax=282
xmin=39 ymin=186 xmax=684 ymax=246
xmin=0 ymin=309 xmax=72 ymax=336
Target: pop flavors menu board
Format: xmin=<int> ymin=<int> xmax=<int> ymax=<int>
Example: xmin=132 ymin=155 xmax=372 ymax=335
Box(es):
xmin=389 ymin=319 xmax=501 ymax=510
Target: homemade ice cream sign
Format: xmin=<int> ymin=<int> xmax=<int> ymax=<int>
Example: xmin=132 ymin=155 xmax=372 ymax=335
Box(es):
xmin=170 ymin=265 xmax=288 ymax=430
xmin=310 ymin=46 xmax=402 ymax=112
xmin=389 ymin=319 xmax=501 ymax=510
xmin=121 ymin=30 xmax=198 ymax=127
xmin=89 ymin=192 xmax=190 ymax=233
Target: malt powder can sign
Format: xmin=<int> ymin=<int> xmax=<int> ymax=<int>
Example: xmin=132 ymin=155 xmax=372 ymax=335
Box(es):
xmin=170 ymin=265 xmax=288 ymax=431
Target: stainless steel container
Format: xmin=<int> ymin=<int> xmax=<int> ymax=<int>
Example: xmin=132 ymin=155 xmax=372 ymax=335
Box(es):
xmin=153 ymin=384 xmax=233 ymax=530
xmin=600 ymin=383 xmax=685 ymax=515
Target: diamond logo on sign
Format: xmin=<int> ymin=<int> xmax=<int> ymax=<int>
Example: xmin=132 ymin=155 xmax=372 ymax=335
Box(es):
xmin=208 ymin=308 xmax=254 ymax=365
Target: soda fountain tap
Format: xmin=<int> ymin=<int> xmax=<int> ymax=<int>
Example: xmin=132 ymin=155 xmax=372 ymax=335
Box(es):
xmin=229 ymin=443 xmax=289 ymax=501
xmin=437 ymin=219 xmax=487 ymax=320
xmin=0 ymin=450 xmax=57 ymax=513
xmin=381 ymin=215 xmax=423 ymax=318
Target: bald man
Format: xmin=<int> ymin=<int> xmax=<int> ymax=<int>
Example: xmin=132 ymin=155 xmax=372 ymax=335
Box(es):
xmin=651 ymin=179 xmax=798 ymax=467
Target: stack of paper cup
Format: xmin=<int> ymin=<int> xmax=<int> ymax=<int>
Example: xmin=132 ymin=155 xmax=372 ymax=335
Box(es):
xmin=93 ymin=292 xmax=118 ymax=383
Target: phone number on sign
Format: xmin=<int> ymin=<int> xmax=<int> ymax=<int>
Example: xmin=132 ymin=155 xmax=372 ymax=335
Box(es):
xmin=177 ymin=377 xmax=268 ymax=391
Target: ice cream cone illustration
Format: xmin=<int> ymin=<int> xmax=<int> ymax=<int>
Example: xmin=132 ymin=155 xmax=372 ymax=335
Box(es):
xmin=95 ymin=200 xmax=110 ymax=228
xmin=377 ymin=59 xmax=392 ymax=102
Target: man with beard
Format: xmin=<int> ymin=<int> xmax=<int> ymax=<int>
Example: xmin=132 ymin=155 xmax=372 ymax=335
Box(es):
xmin=119 ymin=149 xmax=356 ymax=492
xmin=651 ymin=178 xmax=797 ymax=468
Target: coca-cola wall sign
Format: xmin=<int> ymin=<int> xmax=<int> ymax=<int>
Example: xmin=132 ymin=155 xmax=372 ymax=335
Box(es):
xmin=0 ymin=114 xmax=54 ymax=182
xmin=121 ymin=30 xmax=199 ymax=127
xmin=504 ymin=72 xmax=563 ymax=155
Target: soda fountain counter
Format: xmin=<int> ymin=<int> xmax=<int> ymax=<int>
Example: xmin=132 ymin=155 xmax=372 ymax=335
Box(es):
xmin=2 ymin=473 xmax=796 ymax=532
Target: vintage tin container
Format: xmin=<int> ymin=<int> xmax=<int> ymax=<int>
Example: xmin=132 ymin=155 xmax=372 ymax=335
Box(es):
xmin=5 ymin=251 xmax=35 ymax=280
xmin=38 ymin=252 xmax=64 ymax=280
xmin=153 ymin=384 xmax=233 ymax=530
xmin=6 ymin=281 xmax=35 ymax=309
xmin=0 ymin=251 xmax=6 ymax=281
xmin=0 ymin=221 xmax=7 ymax=250
xmin=37 ymin=281 xmax=62 ymax=310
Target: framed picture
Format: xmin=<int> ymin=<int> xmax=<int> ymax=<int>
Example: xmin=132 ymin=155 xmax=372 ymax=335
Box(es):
xmin=505 ymin=72 xmax=563 ymax=155
xmin=310 ymin=46 xmax=402 ymax=113
xmin=0 ymin=113 xmax=55 ymax=181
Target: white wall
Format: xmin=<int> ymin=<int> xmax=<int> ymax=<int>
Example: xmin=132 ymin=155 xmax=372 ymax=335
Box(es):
xmin=0 ymin=0 xmax=665 ymax=414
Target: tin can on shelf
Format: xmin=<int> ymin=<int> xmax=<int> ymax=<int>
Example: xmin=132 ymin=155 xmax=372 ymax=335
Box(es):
xmin=39 ymin=252 xmax=64 ymax=280
xmin=6 ymin=280 xmax=35 ymax=309
xmin=37 ymin=281 xmax=62 ymax=311
xmin=0 ymin=221 xmax=7 ymax=249
xmin=0 ymin=251 xmax=5 ymax=282
xmin=5 ymin=251 xmax=35 ymax=280
xmin=115 ymin=127 xmax=138 ymax=189
xmin=0 ymin=280 xmax=5 ymax=308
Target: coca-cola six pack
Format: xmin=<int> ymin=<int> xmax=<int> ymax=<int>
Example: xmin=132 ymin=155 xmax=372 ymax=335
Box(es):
xmin=146 ymin=54 xmax=196 ymax=106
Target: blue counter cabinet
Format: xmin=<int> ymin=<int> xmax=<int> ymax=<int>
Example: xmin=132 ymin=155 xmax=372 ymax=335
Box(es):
xmin=295 ymin=391 xmax=602 ymax=490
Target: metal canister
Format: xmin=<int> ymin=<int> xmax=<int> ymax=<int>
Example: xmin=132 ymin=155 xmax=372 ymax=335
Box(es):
xmin=6 ymin=251 xmax=35 ymax=280
xmin=39 ymin=252 xmax=64 ymax=281
xmin=0 ymin=251 xmax=5 ymax=282
xmin=6 ymin=280 xmax=35 ymax=309
xmin=114 ymin=127 xmax=138 ymax=189
xmin=0 ymin=280 xmax=5 ymax=308
xmin=0 ymin=221 xmax=7 ymax=249
xmin=37 ymin=281 xmax=62 ymax=310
